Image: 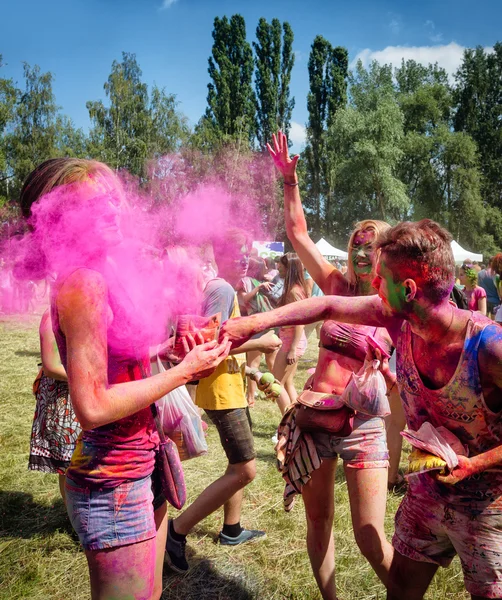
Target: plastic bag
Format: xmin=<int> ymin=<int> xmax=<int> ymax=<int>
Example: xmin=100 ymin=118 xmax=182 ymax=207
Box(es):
xmin=341 ymin=359 xmax=390 ymax=417
xmin=402 ymin=422 xmax=468 ymax=471
xmin=155 ymin=357 xmax=208 ymax=460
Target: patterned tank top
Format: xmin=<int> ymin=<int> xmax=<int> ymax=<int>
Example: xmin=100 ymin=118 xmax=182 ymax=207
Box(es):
xmin=397 ymin=312 xmax=502 ymax=510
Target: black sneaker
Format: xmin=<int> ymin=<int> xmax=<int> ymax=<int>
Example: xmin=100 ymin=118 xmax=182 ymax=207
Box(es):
xmin=165 ymin=519 xmax=189 ymax=573
xmin=218 ymin=528 xmax=266 ymax=546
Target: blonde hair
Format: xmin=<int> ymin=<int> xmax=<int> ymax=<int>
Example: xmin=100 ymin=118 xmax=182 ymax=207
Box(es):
xmin=345 ymin=219 xmax=391 ymax=287
xmin=20 ymin=158 xmax=116 ymax=218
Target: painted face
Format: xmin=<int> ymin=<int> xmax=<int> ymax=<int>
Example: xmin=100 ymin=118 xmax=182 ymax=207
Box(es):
xmin=350 ymin=229 xmax=376 ymax=279
xmin=372 ymin=257 xmax=407 ymax=316
xmin=277 ymin=260 xmax=287 ymax=278
xmin=218 ymin=243 xmax=250 ymax=282
xmin=458 ymin=269 xmax=466 ymax=285
xmin=84 ymin=179 xmax=124 ymax=246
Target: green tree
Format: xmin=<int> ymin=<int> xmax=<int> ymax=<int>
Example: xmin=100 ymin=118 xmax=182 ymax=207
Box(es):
xmin=302 ymin=37 xmax=348 ymax=237
xmin=253 ymin=18 xmax=295 ymax=147
xmin=4 ymin=63 xmax=83 ymax=200
xmin=87 ymin=52 xmax=188 ymax=178
xmin=0 ymin=56 xmax=18 ymax=202
xmin=205 ymin=15 xmax=255 ymax=146
xmin=454 ymin=43 xmax=502 ymax=251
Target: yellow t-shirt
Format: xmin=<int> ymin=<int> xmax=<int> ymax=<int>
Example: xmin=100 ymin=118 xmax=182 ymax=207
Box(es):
xmin=195 ymin=279 xmax=247 ymax=411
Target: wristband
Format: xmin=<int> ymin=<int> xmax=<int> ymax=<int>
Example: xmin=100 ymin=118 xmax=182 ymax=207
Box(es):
xmin=284 ymin=181 xmax=299 ymax=187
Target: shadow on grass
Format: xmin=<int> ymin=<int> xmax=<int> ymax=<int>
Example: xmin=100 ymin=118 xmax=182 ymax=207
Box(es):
xmin=162 ymin=555 xmax=258 ymax=600
xmin=14 ymin=349 xmax=40 ymax=358
xmin=0 ymin=490 xmax=74 ymax=540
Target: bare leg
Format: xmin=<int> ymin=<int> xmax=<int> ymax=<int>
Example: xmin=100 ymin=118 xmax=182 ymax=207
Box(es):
xmin=387 ymin=551 xmax=438 ymax=600
xmin=265 ymin=347 xmax=278 ymax=372
xmin=173 ymin=459 xmax=256 ymax=535
xmin=302 ymin=458 xmax=338 ymax=600
xmin=86 ymin=537 xmax=156 ymax=600
xmin=273 ymin=350 xmax=299 ymax=404
xmin=386 ymin=387 xmax=406 ymax=487
xmin=246 ymin=350 xmax=262 ymax=406
xmin=345 ymin=466 xmax=394 ymax=585
xmin=152 ymin=502 xmax=168 ymax=600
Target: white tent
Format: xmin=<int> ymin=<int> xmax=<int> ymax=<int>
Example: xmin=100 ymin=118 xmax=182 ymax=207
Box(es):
xmin=315 ymin=238 xmax=348 ymax=259
xmin=451 ymin=240 xmax=483 ymax=264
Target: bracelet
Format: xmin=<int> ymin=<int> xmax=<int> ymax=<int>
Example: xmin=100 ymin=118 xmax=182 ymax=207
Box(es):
xmin=284 ymin=181 xmax=299 ymax=187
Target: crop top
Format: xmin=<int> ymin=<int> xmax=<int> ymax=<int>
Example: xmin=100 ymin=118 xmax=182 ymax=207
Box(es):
xmin=319 ymin=321 xmax=392 ymax=362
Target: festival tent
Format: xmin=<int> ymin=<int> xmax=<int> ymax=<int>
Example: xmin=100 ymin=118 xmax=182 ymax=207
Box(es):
xmin=315 ymin=238 xmax=348 ymax=260
xmin=450 ymin=240 xmax=483 ymax=264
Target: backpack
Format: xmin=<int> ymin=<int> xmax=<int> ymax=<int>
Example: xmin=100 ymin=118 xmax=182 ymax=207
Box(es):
xmin=450 ymin=285 xmax=469 ymax=310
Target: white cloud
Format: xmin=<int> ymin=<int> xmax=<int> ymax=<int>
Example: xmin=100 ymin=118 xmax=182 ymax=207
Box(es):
xmin=289 ymin=121 xmax=306 ymax=150
xmin=353 ymin=42 xmax=493 ymax=79
xmin=160 ymin=0 xmax=178 ymax=9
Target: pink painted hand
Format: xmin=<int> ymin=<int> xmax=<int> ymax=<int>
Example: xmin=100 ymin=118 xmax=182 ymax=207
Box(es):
xmin=179 ymin=336 xmax=231 ymax=381
xmin=219 ymin=316 xmax=256 ymax=348
xmin=266 ymin=131 xmax=299 ymax=181
xmin=435 ymin=455 xmax=478 ymax=485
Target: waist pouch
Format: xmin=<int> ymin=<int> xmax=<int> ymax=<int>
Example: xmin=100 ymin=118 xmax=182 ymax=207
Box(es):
xmin=295 ymin=390 xmax=354 ymax=437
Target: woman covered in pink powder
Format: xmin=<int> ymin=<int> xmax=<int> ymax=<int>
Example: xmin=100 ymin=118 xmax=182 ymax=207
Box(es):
xmin=20 ymin=158 xmax=230 ymax=600
xmin=238 ymin=132 xmax=402 ymax=600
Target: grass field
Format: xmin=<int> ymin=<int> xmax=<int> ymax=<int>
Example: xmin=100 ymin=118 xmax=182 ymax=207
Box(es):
xmin=0 ymin=316 xmax=469 ymax=599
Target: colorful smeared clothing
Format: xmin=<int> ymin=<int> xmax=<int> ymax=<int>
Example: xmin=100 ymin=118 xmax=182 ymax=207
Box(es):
xmin=52 ymin=270 xmax=159 ymax=489
xmin=394 ymin=311 xmax=502 ymax=598
xmin=397 ymin=312 xmax=502 ymax=508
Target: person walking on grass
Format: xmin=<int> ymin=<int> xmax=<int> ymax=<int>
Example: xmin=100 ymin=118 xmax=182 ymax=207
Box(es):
xmin=165 ymin=228 xmax=282 ymax=573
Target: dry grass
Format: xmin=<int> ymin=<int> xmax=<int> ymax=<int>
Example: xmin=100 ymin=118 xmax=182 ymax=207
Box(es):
xmin=0 ymin=318 xmax=469 ymax=599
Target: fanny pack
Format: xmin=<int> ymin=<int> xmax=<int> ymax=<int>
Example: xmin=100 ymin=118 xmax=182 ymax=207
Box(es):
xmin=295 ymin=389 xmax=354 ymax=437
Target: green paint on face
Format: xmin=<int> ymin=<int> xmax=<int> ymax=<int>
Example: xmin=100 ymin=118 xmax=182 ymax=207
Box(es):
xmin=376 ymin=259 xmax=407 ymax=312
xmin=350 ymin=230 xmax=375 ymax=277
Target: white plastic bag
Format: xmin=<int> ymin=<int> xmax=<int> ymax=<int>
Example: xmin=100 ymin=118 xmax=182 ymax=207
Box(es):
xmin=155 ymin=356 xmax=207 ymax=459
xmin=341 ymin=359 xmax=390 ymax=417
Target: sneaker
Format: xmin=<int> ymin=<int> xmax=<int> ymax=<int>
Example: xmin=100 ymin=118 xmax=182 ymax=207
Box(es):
xmin=165 ymin=519 xmax=189 ymax=573
xmin=271 ymin=433 xmax=278 ymax=444
xmin=218 ymin=528 xmax=266 ymax=546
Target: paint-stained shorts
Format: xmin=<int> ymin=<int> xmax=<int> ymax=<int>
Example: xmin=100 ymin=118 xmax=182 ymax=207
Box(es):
xmin=65 ymin=475 xmax=157 ymax=551
xmin=205 ymin=407 xmax=255 ymax=464
xmin=393 ymin=487 xmax=502 ymax=598
xmin=313 ymin=413 xmax=389 ymax=469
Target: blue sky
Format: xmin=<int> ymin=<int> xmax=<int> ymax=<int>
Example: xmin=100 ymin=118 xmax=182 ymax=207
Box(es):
xmin=2 ymin=0 xmax=500 ymax=152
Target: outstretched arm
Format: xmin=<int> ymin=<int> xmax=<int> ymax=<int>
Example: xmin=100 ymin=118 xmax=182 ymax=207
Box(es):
xmin=267 ymin=131 xmax=347 ymax=296
xmin=221 ymin=294 xmax=399 ymax=348
xmin=58 ymin=269 xmax=231 ymax=431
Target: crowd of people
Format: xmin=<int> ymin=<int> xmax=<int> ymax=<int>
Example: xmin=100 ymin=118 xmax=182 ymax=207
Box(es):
xmin=6 ymin=131 xmax=502 ymax=600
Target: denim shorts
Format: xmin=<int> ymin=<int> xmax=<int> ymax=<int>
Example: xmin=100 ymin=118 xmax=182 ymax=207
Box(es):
xmin=204 ymin=407 xmax=255 ymax=464
xmin=313 ymin=413 xmax=389 ymax=468
xmin=65 ymin=475 xmax=157 ymax=550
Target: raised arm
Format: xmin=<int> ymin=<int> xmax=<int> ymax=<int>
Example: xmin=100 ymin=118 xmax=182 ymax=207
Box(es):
xmin=57 ymin=269 xmax=231 ymax=431
xmin=267 ymin=131 xmax=347 ymax=295
xmin=221 ymin=294 xmax=400 ymax=348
